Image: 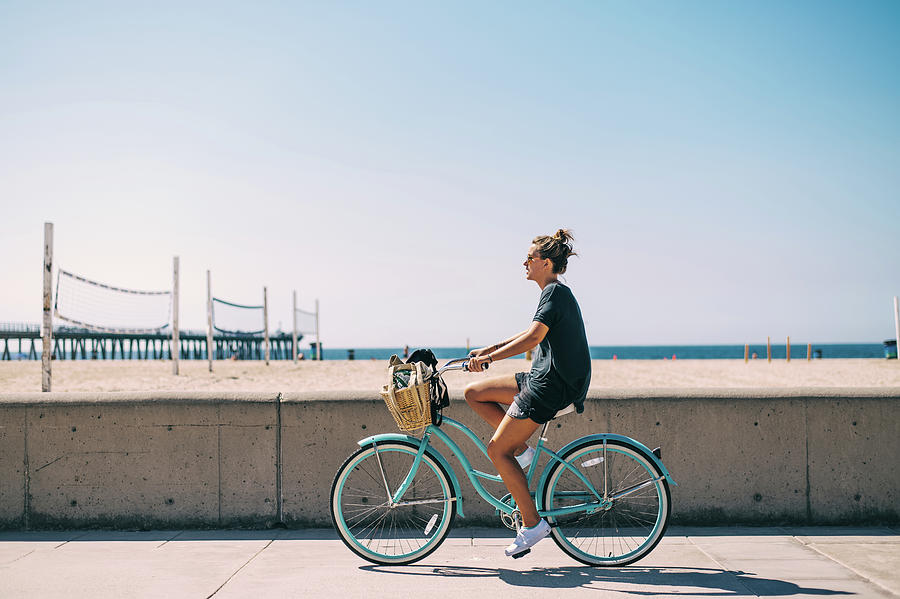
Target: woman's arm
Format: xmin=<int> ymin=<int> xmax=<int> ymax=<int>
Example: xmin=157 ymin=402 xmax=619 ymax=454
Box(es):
xmin=469 ymin=322 xmax=549 ymax=371
xmin=470 ymin=331 xmax=528 ymax=357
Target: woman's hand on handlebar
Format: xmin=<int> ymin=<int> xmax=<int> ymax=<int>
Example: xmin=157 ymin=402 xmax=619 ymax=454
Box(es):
xmin=467 ymin=354 xmax=492 ymax=372
xmin=468 ymin=346 xmax=491 ymax=358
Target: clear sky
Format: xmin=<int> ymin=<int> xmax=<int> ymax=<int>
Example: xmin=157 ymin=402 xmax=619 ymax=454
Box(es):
xmin=2 ymin=1 xmax=898 ymax=348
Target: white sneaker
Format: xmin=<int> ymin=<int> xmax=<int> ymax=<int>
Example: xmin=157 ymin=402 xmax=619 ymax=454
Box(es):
xmin=515 ymin=446 xmax=535 ymax=469
xmin=504 ymin=519 xmax=551 ymax=557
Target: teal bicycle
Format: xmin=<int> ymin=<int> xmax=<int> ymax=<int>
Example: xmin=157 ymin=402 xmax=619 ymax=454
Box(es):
xmin=330 ymin=358 xmax=675 ymax=566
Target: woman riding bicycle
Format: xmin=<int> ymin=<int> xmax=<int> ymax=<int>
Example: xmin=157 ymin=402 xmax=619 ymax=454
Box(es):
xmin=466 ymin=228 xmax=591 ymax=557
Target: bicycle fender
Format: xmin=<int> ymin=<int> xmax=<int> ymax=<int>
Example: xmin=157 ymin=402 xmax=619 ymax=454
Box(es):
xmin=357 ymin=434 xmax=465 ymax=518
xmin=539 ymin=434 xmax=676 ymax=493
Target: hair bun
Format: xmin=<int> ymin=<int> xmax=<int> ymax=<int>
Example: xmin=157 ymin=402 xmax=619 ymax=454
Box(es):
xmin=532 ymin=229 xmax=577 ymax=274
xmin=555 ymin=229 xmax=574 ymax=244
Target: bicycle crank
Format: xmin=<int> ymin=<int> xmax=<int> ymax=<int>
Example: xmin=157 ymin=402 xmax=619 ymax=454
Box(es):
xmin=498 ymin=494 xmax=518 ymax=530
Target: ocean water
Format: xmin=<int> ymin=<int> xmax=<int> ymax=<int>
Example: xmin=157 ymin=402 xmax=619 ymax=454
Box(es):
xmin=8 ymin=343 xmax=889 ymax=361
xmin=320 ymin=343 xmax=887 ymax=361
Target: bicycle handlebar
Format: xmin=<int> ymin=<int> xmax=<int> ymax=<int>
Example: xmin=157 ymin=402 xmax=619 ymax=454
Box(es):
xmin=435 ymin=357 xmax=488 ymax=376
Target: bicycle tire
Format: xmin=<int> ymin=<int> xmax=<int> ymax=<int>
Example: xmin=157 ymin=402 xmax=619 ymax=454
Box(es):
xmin=330 ymin=440 xmax=456 ymax=565
xmin=540 ymin=438 xmax=671 ymax=566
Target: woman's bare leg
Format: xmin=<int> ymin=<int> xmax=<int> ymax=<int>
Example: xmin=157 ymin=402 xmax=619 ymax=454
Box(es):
xmin=464 ymin=375 xmax=528 ymax=455
xmin=487 ymin=415 xmax=542 ymax=527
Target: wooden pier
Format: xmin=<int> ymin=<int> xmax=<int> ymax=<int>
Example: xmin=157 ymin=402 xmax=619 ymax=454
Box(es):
xmin=0 ymin=323 xmax=303 ymax=361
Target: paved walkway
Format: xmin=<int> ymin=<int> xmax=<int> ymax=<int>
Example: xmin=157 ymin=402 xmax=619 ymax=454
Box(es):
xmin=1 ymin=527 xmax=897 ymax=598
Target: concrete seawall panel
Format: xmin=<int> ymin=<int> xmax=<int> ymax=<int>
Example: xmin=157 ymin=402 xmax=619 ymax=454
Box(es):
xmin=806 ymin=397 xmax=900 ymax=522
xmin=0 ymin=393 xmax=278 ymax=529
xmin=1 ymin=388 xmax=897 ymax=529
xmin=0 ymin=405 xmax=25 ymax=527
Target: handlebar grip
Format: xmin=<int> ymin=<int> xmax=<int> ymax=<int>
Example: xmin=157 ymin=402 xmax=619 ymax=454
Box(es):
xmin=462 ymin=360 xmax=489 ymax=372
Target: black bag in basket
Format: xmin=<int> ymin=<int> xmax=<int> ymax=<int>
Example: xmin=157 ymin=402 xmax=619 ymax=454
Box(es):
xmin=407 ymin=349 xmax=450 ymax=426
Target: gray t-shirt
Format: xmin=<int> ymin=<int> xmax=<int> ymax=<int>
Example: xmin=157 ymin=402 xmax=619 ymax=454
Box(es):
xmin=525 ymin=281 xmax=591 ymax=413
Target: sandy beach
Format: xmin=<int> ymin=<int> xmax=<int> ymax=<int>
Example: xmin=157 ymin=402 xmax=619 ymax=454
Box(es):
xmin=1 ymin=358 xmax=898 ymax=393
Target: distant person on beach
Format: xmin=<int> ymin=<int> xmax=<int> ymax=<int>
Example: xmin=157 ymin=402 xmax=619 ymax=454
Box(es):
xmin=403 ymin=345 xmax=409 ymax=359
xmin=465 ymin=229 xmax=591 ymax=558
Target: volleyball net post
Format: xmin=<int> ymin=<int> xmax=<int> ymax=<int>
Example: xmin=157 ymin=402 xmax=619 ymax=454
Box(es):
xmin=206 ymin=270 xmax=213 ymax=372
xmin=172 ymin=256 xmax=180 ymax=375
xmin=263 ymin=286 xmax=269 ymax=366
xmin=894 ymin=296 xmax=900 ymax=362
xmin=292 ymin=290 xmax=298 ymax=364
xmin=42 ymin=222 xmax=53 ymax=392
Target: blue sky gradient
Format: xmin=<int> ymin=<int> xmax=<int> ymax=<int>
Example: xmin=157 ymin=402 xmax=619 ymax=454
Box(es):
xmin=2 ymin=1 xmax=898 ymax=347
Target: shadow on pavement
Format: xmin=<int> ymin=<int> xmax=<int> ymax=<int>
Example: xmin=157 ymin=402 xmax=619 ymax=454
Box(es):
xmin=361 ymin=564 xmax=853 ymax=596
xmin=2 ymin=526 xmax=896 ymax=543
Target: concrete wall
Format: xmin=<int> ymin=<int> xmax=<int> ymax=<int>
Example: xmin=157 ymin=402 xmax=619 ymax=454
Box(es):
xmin=0 ymin=389 xmax=897 ymax=529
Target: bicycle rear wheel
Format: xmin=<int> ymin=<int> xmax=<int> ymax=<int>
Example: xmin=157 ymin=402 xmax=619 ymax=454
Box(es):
xmin=330 ymin=441 xmax=456 ymax=565
xmin=540 ymin=439 xmax=671 ymax=566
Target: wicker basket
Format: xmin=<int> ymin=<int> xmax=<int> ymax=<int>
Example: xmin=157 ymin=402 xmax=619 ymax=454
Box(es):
xmin=380 ymin=357 xmax=432 ymax=433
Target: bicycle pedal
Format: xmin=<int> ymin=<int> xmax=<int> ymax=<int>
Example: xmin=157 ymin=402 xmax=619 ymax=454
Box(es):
xmin=511 ymin=548 xmax=531 ymax=559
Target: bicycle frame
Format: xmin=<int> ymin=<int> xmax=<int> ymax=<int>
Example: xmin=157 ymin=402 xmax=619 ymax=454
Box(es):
xmin=361 ymin=415 xmax=633 ymax=521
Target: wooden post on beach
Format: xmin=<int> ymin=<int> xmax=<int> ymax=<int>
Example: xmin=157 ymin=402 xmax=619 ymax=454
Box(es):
xmin=41 ymin=222 xmax=53 ymax=392
xmin=767 ymin=336 xmax=771 ymax=363
xmin=315 ymin=298 xmax=321 ymax=361
xmin=786 ymin=336 xmax=791 ymax=363
xmin=807 ymin=343 xmax=812 ymax=361
xmin=263 ymin=286 xmax=270 ymax=365
xmin=206 ymin=270 xmax=213 ymax=372
xmin=172 ymin=256 xmax=180 ymax=375
xmin=894 ymin=296 xmax=900 ymax=361
xmin=292 ymin=290 xmax=298 ymax=364
xmin=744 ymin=344 xmax=749 ymax=363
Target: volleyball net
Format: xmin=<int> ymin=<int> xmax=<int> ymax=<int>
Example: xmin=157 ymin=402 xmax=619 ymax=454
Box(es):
xmin=294 ymin=306 xmax=317 ymax=336
xmin=54 ymin=269 xmax=171 ymax=334
xmin=211 ymin=297 xmax=266 ymax=335
xmin=293 ymin=296 xmax=320 ymax=359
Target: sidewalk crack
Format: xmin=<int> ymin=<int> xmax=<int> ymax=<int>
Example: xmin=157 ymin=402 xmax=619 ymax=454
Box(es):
xmin=688 ymin=537 xmax=759 ymax=598
xmin=55 ymin=531 xmax=88 ymax=549
xmin=1 ymin=549 xmax=35 ymax=566
xmin=155 ymin=530 xmax=185 ymax=549
xmin=206 ymin=539 xmax=274 ymax=598
xmin=801 ymin=539 xmax=898 ymax=598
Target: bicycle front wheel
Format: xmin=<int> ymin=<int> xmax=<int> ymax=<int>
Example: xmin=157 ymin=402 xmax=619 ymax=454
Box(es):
xmin=330 ymin=441 xmax=456 ymax=565
xmin=540 ymin=439 xmax=671 ymax=566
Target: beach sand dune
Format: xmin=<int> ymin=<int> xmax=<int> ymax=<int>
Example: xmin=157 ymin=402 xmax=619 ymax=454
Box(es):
xmin=1 ymin=358 xmax=898 ymax=393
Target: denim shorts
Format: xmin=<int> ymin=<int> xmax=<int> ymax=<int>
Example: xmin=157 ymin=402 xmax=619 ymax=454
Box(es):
xmin=507 ymin=372 xmax=569 ymax=424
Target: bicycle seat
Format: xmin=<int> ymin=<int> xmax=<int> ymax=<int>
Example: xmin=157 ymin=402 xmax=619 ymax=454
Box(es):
xmin=552 ymin=404 xmax=576 ymax=419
